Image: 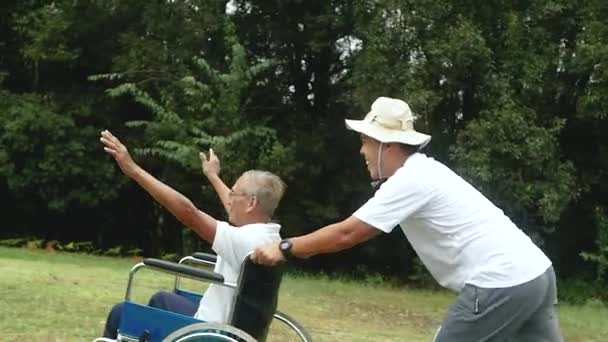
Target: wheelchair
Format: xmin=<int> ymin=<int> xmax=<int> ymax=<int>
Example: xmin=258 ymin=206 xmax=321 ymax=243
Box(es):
xmin=94 ymin=252 xmax=312 ymax=342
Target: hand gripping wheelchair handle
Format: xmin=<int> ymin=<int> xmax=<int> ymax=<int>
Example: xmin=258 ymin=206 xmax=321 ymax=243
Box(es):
xmin=143 ymin=258 xmax=224 ymax=283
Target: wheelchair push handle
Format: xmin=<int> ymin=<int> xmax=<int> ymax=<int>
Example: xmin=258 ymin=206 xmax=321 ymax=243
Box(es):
xmin=143 ymin=258 xmax=224 ymax=283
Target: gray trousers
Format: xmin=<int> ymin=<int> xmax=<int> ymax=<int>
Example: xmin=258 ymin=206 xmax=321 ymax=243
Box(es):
xmin=434 ymin=267 xmax=563 ymax=342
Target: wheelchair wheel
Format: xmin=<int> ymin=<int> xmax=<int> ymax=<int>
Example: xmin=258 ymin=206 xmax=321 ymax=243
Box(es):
xmin=268 ymin=310 xmax=312 ymax=342
xmin=162 ymin=322 xmax=257 ymax=342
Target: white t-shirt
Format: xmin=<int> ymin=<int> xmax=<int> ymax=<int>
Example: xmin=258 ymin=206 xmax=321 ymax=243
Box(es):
xmin=194 ymin=221 xmax=281 ymax=322
xmin=353 ymin=153 xmax=551 ymax=292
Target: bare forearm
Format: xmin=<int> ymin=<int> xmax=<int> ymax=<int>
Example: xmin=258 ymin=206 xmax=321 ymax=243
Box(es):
xmin=130 ymin=166 xmax=215 ymax=241
xmin=290 ymin=224 xmax=351 ymax=258
xmin=206 ymin=174 xmax=230 ymax=212
xmin=290 ymin=217 xmax=381 ymax=258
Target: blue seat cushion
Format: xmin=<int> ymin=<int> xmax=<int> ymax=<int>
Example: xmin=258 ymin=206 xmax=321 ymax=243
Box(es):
xmin=118 ymin=301 xmax=201 ymax=342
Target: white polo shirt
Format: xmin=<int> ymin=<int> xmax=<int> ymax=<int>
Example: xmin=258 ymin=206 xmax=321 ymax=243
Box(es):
xmin=353 ymin=153 xmax=551 ymax=292
xmin=194 ymin=221 xmax=281 ymax=322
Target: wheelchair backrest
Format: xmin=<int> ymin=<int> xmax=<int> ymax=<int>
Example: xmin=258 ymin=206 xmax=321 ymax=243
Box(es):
xmin=228 ymin=256 xmax=283 ymax=342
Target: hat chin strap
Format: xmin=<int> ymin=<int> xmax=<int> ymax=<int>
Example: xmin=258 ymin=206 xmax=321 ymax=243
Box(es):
xmin=377 ymin=142 xmax=384 ymax=180
xmin=370 ymin=142 xmax=385 ymax=189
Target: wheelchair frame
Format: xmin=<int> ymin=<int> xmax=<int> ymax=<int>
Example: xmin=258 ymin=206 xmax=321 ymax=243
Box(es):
xmin=93 ymin=252 xmax=311 ymax=342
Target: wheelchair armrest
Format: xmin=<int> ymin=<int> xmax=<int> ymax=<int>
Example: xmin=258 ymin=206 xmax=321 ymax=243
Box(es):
xmin=143 ymin=258 xmax=224 ymax=283
xmin=191 ymin=252 xmax=218 ymax=263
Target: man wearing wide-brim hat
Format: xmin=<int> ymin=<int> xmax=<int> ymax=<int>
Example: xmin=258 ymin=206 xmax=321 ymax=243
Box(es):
xmin=253 ymin=97 xmax=563 ymax=341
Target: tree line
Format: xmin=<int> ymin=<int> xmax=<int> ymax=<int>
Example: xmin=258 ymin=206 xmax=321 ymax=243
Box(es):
xmin=1 ymin=0 xmax=606 ymax=292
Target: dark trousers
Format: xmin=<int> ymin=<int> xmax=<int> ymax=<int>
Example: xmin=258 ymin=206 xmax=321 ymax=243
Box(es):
xmin=103 ymin=291 xmax=198 ymax=338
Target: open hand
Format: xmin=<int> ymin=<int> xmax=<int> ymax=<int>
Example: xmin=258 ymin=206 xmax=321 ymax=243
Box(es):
xmin=251 ymin=241 xmax=286 ymax=266
xmin=100 ymin=130 xmax=138 ymax=177
xmin=200 ymin=148 xmax=221 ymax=177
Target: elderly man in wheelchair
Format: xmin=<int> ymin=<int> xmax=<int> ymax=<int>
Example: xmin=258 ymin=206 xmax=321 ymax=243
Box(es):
xmin=97 ymin=131 xmax=309 ymax=341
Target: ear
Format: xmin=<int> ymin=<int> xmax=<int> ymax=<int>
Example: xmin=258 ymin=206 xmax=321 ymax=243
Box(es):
xmin=385 ymin=142 xmax=396 ymax=150
xmin=385 ymin=142 xmax=403 ymax=153
xmin=245 ymin=196 xmax=258 ymax=214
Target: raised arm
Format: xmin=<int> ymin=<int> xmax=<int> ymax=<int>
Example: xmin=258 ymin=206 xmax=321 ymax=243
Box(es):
xmin=200 ymin=148 xmax=231 ymax=214
xmin=100 ymin=130 xmax=217 ymax=243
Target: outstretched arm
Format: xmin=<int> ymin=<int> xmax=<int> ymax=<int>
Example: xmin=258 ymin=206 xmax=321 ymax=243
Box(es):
xmin=251 ymin=216 xmax=381 ymax=265
xmin=100 ymin=130 xmax=217 ymax=243
xmin=200 ymin=148 xmax=231 ymax=214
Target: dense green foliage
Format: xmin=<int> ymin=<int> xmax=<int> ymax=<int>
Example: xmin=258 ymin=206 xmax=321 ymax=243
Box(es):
xmin=1 ymin=0 xmax=607 ymax=293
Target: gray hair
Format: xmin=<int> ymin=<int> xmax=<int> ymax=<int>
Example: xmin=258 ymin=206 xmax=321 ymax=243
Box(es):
xmin=240 ymin=170 xmax=286 ymax=217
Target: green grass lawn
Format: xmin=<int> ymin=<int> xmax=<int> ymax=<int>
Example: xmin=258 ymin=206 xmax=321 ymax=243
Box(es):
xmin=1 ymin=246 xmax=607 ymax=341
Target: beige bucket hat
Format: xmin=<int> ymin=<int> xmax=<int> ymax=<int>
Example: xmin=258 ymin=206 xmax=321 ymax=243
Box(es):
xmin=345 ymin=97 xmax=431 ymax=149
